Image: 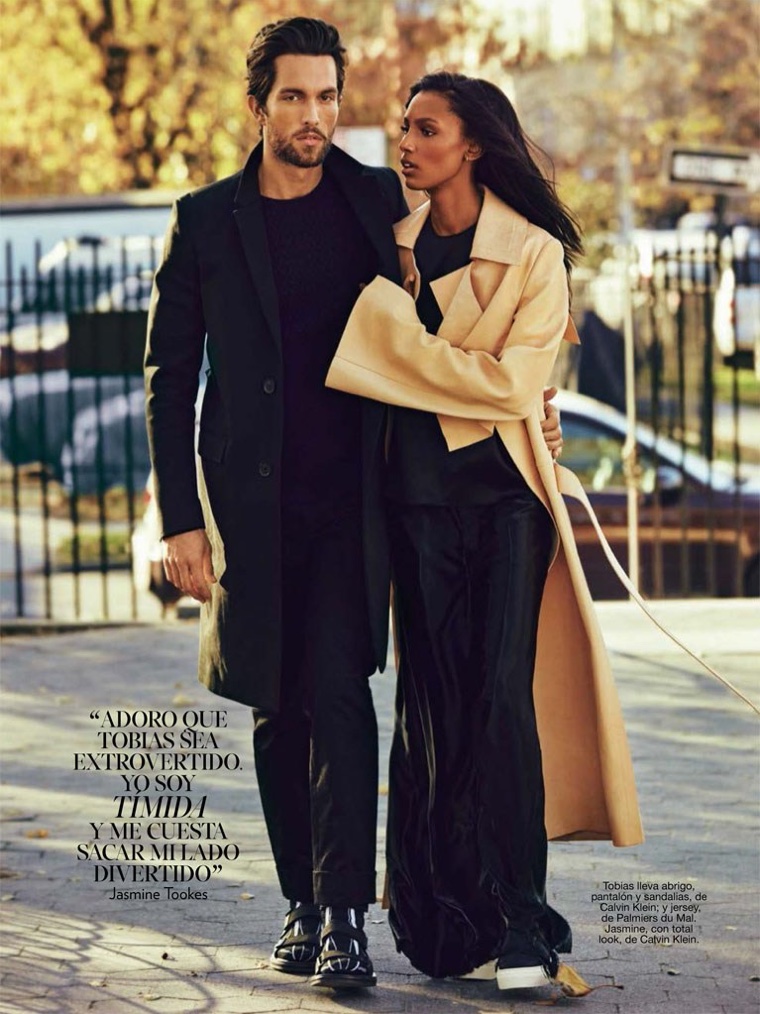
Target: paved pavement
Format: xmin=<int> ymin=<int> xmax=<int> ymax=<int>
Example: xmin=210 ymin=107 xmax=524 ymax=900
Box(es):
xmin=1 ymin=600 xmax=758 ymax=1014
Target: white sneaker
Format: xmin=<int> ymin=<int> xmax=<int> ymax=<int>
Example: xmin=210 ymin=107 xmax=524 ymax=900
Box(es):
xmin=495 ymin=963 xmax=551 ymax=990
xmin=496 ymin=927 xmax=558 ymax=991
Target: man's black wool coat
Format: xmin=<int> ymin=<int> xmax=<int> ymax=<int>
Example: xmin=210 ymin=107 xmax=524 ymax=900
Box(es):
xmin=145 ymin=143 xmax=407 ymax=710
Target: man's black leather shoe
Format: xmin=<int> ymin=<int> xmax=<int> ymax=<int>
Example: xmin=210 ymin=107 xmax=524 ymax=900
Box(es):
xmin=308 ymin=907 xmax=377 ymax=989
xmin=270 ymin=902 xmax=322 ymax=975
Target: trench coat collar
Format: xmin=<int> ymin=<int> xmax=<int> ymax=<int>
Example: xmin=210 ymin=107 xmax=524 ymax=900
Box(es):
xmin=233 ymin=143 xmax=401 ymax=350
xmin=393 ymin=186 xmax=528 ymax=265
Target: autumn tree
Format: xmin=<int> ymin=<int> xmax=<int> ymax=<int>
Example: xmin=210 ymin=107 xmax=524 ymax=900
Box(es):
xmin=1 ymin=0 xmax=399 ymax=196
xmin=509 ymin=0 xmax=759 ymax=234
xmin=689 ymin=0 xmax=759 ymax=149
xmin=2 ymin=0 xmax=757 ymax=231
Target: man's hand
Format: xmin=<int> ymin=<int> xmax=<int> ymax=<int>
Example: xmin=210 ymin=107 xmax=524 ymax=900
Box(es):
xmin=542 ymin=386 xmax=563 ymax=460
xmin=162 ymin=529 xmax=216 ymax=603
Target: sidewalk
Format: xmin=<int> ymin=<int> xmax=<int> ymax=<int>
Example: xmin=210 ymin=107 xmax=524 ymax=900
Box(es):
xmin=1 ymin=600 xmax=758 ymax=1014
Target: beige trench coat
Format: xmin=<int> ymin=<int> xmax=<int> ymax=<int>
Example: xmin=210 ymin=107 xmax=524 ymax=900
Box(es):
xmin=326 ymin=187 xmax=644 ymax=847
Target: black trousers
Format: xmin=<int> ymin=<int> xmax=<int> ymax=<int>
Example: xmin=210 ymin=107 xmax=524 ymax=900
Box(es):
xmin=252 ymin=507 xmax=378 ymax=907
xmin=386 ymin=492 xmax=570 ymax=977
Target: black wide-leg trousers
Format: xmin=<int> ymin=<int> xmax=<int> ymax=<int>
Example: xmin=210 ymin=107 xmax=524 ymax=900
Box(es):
xmin=252 ymin=507 xmax=378 ymax=907
xmin=386 ymin=492 xmax=570 ymax=978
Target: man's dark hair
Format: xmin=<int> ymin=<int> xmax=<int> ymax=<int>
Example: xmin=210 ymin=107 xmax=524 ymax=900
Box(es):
xmin=246 ymin=17 xmax=347 ymax=107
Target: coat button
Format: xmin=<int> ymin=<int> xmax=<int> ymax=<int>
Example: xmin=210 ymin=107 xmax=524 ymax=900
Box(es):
xmin=258 ymin=462 xmax=272 ymax=478
xmin=263 ymin=377 xmax=276 ymax=395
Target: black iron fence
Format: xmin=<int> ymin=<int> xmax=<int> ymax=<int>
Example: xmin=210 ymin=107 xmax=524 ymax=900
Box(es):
xmin=631 ymin=230 xmax=759 ymax=598
xmin=0 ymin=232 xmax=162 ymax=621
xmin=0 ymin=223 xmax=758 ymax=620
xmin=564 ymin=226 xmax=760 ymax=600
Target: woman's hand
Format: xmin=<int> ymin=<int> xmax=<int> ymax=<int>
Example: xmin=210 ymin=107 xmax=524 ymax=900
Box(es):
xmin=542 ymin=386 xmax=563 ymax=460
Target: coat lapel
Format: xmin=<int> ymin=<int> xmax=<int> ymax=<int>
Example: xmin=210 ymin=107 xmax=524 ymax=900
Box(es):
xmin=394 ymin=201 xmax=481 ymax=343
xmin=393 ymin=187 xmax=580 ymax=349
xmin=324 ymin=146 xmax=406 ymax=483
xmin=434 ymin=269 xmax=483 ymax=347
xmin=394 ymin=200 xmax=428 ymax=299
xmin=233 ymin=144 xmax=281 ymax=349
xmin=442 ymin=189 xmax=525 ymax=343
xmin=394 ymin=192 xmax=514 ymax=348
xmin=328 ymin=147 xmax=403 ymax=283
xmin=232 ymin=144 xmax=405 ymax=351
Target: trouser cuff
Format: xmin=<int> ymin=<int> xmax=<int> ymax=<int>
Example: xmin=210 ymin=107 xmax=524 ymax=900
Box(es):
xmin=313 ymin=869 xmax=376 ymax=907
xmin=278 ymin=865 xmax=315 ymax=905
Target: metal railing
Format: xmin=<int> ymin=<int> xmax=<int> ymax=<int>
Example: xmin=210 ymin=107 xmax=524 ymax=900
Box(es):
xmin=565 ymin=227 xmax=759 ymax=600
xmin=1 ymin=234 xmax=161 ymax=621
xmin=635 ymin=232 xmax=759 ymax=598
xmin=1 ymin=226 xmax=758 ymax=619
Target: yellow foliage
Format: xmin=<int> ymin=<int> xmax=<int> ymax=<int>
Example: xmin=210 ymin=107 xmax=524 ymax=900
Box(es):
xmin=2 ymin=0 xmax=757 ymax=225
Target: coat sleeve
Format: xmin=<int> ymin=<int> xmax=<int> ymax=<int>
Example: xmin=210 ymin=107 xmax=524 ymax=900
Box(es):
xmin=326 ymin=236 xmax=567 ymax=422
xmin=144 ymin=197 xmax=207 ymax=539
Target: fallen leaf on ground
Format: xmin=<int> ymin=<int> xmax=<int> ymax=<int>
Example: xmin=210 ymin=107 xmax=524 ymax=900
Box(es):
xmin=24 ymin=829 xmax=49 ymax=839
xmin=555 ymin=963 xmax=593 ymax=997
xmin=551 ymin=964 xmax=625 ymax=1000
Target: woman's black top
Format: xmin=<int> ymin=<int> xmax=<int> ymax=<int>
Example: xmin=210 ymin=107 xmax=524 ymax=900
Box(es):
xmin=385 ymin=216 xmax=530 ymax=505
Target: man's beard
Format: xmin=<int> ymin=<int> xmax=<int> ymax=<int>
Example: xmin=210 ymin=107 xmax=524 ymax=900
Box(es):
xmin=269 ymin=128 xmax=332 ymax=167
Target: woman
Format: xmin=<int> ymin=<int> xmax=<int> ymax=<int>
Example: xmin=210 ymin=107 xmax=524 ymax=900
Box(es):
xmin=326 ymin=72 xmax=643 ymax=989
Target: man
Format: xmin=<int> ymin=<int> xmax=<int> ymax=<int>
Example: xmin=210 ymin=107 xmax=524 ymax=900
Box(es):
xmin=145 ymin=16 xmax=563 ymax=991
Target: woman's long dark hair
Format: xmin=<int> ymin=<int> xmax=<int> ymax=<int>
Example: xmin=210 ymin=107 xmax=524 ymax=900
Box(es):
xmin=406 ymin=72 xmax=583 ymax=276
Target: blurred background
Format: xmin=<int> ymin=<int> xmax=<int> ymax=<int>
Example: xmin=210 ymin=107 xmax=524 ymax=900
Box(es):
xmin=1 ymin=0 xmax=758 ymax=622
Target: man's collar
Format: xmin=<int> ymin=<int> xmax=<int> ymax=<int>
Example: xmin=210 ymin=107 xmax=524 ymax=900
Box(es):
xmin=394 ymin=187 xmax=528 ymax=265
xmin=234 ymin=141 xmax=369 ymax=207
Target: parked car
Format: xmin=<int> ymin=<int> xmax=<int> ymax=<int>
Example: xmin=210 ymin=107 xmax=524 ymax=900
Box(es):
xmin=556 ymin=390 xmax=760 ymax=599
xmin=0 ymin=369 xmax=144 ymax=479
xmin=59 ymin=386 xmax=151 ymax=495
xmin=33 ymin=234 xmax=162 ymax=315
xmin=131 ymin=390 xmax=759 ymax=613
xmin=1 ymin=235 xmax=160 ymax=376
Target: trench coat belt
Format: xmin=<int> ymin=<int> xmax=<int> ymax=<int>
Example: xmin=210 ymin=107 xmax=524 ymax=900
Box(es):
xmin=555 ymin=463 xmax=760 ymax=716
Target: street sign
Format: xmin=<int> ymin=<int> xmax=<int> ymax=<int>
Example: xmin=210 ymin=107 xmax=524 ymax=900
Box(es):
xmin=666 ymin=147 xmax=760 ymax=194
